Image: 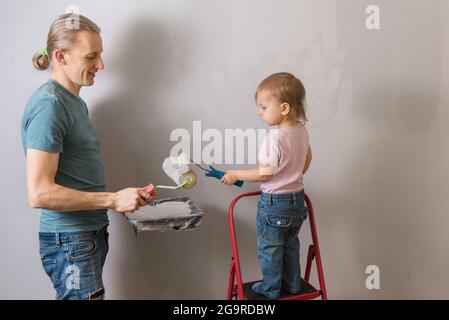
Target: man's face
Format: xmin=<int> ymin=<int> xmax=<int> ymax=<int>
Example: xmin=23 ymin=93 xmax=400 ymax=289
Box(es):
xmin=63 ymin=30 xmax=104 ymax=87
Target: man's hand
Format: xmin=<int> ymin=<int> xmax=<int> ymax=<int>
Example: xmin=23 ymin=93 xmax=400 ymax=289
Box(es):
xmin=112 ymin=188 xmax=153 ymax=213
xmin=221 ymin=170 xmax=239 ymax=186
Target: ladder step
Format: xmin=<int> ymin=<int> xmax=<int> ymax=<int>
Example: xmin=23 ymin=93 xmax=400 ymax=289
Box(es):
xmin=242 ymin=279 xmax=321 ymax=300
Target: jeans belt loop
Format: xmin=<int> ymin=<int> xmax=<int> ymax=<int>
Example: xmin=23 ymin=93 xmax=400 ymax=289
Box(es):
xmin=55 ymin=232 xmax=60 ymax=246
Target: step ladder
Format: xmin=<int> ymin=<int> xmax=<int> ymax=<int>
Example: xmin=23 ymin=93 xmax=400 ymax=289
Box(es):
xmin=227 ymin=191 xmax=328 ymax=300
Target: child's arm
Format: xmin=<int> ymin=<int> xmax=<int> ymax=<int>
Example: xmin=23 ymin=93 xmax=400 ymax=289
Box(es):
xmin=221 ymin=164 xmax=273 ymax=186
xmin=303 ymin=146 xmax=312 ymax=174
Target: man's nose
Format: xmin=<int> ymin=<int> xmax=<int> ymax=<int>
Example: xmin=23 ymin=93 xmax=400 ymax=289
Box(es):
xmin=96 ymin=56 xmax=105 ymax=70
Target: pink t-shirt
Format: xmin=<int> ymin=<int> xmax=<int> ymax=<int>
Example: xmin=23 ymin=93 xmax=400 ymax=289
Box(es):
xmin=258 ymin=123 xmax=310 ymax=194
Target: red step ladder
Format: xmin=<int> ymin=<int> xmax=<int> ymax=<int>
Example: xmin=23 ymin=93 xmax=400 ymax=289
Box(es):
xmin=227 ymin=191 xmax=328 ymax=300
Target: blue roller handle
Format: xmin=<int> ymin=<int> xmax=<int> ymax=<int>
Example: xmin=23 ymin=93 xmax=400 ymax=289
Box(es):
xmin=205 ymin=165 xmax=244 ymax=188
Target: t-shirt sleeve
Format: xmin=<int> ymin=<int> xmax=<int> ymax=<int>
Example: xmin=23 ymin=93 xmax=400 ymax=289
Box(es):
xmin=24 ymin=97 xmax=70 ymax=153
xmin=258 ymin=129 xmax=280 ymax=175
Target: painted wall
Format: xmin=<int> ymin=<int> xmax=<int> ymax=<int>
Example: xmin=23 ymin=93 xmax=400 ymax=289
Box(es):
xmin=1 ymin=0 xmax=448 ymax=299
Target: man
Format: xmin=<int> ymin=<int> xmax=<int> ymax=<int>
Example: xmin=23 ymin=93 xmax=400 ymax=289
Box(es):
xmin=22 ymin=13 xmax=151 ymax=300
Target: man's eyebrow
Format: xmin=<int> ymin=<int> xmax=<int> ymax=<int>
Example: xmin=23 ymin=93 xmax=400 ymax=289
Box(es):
xmin=86 ymin=50 xmax=103 ymax=55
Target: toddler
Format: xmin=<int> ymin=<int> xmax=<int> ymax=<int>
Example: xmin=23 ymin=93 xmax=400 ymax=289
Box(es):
xmin=221 ymin=72 xmax=312 ymax=299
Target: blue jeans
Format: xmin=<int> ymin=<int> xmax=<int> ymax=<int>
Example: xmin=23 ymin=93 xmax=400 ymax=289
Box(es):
xmin=39 ymin=225 xmax=109 ymax=300
xmin=252 ymin=191 xmax=307 ymax=299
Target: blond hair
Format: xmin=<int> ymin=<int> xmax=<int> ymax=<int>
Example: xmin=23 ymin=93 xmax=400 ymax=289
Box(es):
xmin=255 ymin=72 xmax=307 ymax=123
xmin=32 ymin=13 xmax=101 ymax=70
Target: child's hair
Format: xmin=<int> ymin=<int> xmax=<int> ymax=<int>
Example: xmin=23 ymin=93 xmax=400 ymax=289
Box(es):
xmin=32 ymin=13 xmax=101 ymax=71
xmin=255 ymin=72 xmax=307 ymax=123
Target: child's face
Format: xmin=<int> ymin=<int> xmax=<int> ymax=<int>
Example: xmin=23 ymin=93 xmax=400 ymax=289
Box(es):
xmin=256 ymin=89 xmax=285 ymax=126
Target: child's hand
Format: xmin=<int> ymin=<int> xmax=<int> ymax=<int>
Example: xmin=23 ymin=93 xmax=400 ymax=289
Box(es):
xmin=221 ymin=170 xmax=238 ymax=186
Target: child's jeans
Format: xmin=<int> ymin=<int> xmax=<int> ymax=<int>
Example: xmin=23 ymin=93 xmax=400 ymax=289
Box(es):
xmin=252 ymin=190 xmax=307 ymax=299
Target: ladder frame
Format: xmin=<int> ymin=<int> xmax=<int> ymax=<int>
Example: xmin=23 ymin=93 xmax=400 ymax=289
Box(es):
xmin=227 ymin=191 xmax=328 ymax=300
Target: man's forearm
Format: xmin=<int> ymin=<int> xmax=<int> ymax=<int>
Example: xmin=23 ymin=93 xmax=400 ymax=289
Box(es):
xmin=30 ymin=183 xmax=114 ymax=212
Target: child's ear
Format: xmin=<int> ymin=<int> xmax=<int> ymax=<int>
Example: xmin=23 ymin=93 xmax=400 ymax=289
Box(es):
xmin=280 ymin=103 xmax=291 ymax=116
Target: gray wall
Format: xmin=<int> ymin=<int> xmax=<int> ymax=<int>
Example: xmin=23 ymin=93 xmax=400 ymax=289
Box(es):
xmin=1 ymin=0 xmax=449 ymax=299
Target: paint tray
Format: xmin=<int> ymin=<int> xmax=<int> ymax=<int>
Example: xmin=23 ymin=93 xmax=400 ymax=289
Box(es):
xmin=125 ymin=197 xmax=204 ymax=234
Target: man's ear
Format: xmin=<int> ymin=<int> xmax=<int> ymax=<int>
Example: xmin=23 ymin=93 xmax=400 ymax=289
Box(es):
xmin=280 ymin=103 xmax=291 ymax=116
xmin=54 ymin=49 xmax=67 ymax=65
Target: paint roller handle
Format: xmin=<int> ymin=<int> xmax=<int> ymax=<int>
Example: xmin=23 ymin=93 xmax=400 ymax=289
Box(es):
xmin=143 ymin=183 xmax=157 ymax=197
xmin=205 ymin=165 xmax=244 ymax=188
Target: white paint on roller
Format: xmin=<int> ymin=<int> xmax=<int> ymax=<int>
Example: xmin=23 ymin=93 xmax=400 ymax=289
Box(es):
xmin=127 ymin=201 xmax=192 ymax=220
xmin=162 ymin=153 xmax=191 ymax=185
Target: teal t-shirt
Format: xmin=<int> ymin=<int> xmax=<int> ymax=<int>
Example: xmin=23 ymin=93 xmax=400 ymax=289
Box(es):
xmin=21 ymin=80 xmax=109 ymax=232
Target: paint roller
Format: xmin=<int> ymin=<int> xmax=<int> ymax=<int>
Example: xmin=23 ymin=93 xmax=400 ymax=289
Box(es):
xmin=159 ymin=154 xmax=198 ymax=189
xmin=143 ymin=154 xmax=197 ymax=196
xmin=143 ymin=153 xmax=244 ymax=196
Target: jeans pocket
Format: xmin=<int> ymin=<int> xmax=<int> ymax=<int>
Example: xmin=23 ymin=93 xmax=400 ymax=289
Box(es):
xmin=39 ymin=246 xmax=61 ymax=289
xmin=300 ymin=206 xmax=308 ymax=221
xmin=40 ymin=247 xmax=58 ymax=264
xmin=69 ymin=239 xmax=97 ymax=262
xmin=40 ymin=251 xmax=58 ymax=273
xmin=263 ymin=214 xmax=292 ymax=242
xmin=40 ymin=239 xmax=60 ymax=263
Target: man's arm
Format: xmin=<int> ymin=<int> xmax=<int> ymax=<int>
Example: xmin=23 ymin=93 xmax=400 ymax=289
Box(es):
xmin=26 ymin=148 xmax=150 ymax=213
